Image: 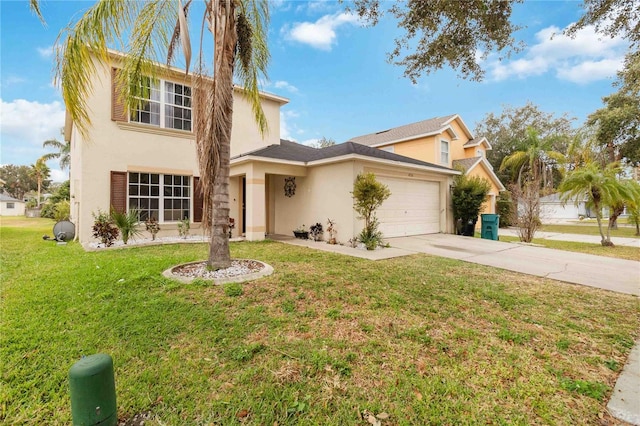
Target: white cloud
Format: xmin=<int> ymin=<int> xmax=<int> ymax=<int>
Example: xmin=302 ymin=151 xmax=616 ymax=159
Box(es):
xmin=286 ymin=12 xmax=360 ymax=50
xmin=50 ymin=168 xmax=69 ymax=182
xmin=280 ymin=110 xmax=304 ymax=141
xmin=1 ymin=99 xmax=65 ymax=165
xmin=489 ymin=23 xmax=627 ymax=84
xmin=37 ymin=46 xmax=54 ymax=59
xmin=273 ymin=80 xmax=299 ymax=94
xmin=557 ymin=58 xmax=624 ymax=84
xmin=3 ymin=75 xmax=26 ymax=86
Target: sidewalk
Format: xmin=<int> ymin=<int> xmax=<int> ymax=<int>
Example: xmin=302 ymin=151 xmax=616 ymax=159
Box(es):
xmin=499 ymin=228 xmax=640 ymax=247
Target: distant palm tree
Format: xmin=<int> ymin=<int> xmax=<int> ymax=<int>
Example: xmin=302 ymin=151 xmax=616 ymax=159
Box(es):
xmin=29 ymin=157 xmax=50 ymax=206
xmin=559 ymin=162 xmax=632 ymax=246
xmin=53 ymin=0 xmax=270 ymax=269
xmin=42 ymin=139 xmax=71 ymax=171
xmin=500 ymin=127 xmax=566 ymax=189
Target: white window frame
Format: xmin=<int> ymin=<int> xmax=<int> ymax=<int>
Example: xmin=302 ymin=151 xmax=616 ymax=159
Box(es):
xmin=131 ymin=79 xmax=192 ymax=131
xmin=476 ymin=148 xmax=485 ymax=157
xmin=127 ymin=172 xmax=191 ymax=223
xmin=440 ymin=140 xmax=449 ymax=164
xmin=6 ymin=202 xmax=14 ymax=209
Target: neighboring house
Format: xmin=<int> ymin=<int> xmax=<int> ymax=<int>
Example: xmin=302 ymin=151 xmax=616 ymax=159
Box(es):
xmin=0 ymin=193 xmax=26 ymax=216
xmin=65 ymin=51 xmax=461 ymax=243
xmin=348 ymin=115 xmax=505 ymax=215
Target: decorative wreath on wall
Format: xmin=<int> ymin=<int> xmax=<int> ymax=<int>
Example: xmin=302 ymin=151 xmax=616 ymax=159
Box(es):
xmin=284 ymin=177 xmax=296 ymax=197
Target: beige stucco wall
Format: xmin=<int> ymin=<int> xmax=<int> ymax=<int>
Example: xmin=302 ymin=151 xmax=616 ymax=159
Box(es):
xmin=272 ymin=161 xmax=358 ymax=242
xmin=70 ymin=56 xmax=284 ymax=243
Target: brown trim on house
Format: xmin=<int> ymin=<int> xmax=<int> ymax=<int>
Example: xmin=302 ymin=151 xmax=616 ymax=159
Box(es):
xmin=111 ymin=68 xmax=127 ymax=122
xmin=110 ymin=171 xmax=127 ymax=213
xmin=193 ymin=176 xmax=203 ymax=223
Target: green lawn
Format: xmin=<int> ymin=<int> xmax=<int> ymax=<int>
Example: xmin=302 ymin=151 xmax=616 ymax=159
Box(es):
xmin=498 ymin=235 xmax=640 ymax=261
xmin=540 ymin=223 xmax=639 ymax=238
xmin=2 ymin=217 xmax=639 ymax=425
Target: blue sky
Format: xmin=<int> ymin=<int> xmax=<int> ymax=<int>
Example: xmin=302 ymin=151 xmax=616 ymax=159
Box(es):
xmin=0 ymin=0 xmax=630 ymax=182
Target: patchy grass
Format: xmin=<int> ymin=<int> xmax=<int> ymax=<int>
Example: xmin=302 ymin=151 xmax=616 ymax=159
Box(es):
xmin=499 ymin=235 xmax=640 ymax=261
xmin=2 ymin=218 xmax=639 ymax=425
xmin=540 ymin=224 xmax=639 ymax=239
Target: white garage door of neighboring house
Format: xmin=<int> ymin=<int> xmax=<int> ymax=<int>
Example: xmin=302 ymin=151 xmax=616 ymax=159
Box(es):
xmin=376 ymin=176 xmax=440 ymax=238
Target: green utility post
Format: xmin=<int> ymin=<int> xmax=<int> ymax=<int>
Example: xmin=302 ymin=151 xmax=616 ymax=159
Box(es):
xmin=68 ymin=354 xmax=117 ymax=426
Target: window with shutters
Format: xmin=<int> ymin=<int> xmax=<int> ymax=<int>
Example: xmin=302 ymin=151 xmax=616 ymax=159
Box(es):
xmin=130 ymin=78 xmax=192 ymax=131
xmin=128 ymin=172 xmax=190 ymax=222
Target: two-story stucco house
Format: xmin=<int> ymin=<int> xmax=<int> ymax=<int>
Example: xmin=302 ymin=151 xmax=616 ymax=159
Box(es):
xmin=348 ymin=115 xmax=505 ymax=216
xmin=66 ymin=51 xmax=469 ymax=244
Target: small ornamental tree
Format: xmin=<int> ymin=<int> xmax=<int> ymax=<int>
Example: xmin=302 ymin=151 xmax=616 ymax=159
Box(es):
xmin=451 ymin=174 xmax=491 ymax=236
xmin=352 ymin=173 xmax=391 ymax=249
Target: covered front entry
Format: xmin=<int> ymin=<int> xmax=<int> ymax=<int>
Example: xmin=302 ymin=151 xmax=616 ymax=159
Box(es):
xmin=376 ymin=176 xmax=441 ymax=237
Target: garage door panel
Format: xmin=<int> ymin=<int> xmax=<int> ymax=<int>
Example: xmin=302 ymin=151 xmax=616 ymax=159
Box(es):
xmin=377 ymin=176 xmax=440 ymax=238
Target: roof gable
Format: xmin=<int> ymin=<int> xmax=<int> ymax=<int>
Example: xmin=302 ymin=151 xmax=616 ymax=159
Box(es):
xmin=347 ymin=114 xmax=475 ymax=147
xmin=452 ymin=156 xmax=505 ymax=191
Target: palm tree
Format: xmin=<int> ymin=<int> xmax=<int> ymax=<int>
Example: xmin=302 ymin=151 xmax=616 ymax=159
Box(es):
xmin=500 ymin=127 xmax=566 ymax=190
xmin=42 ymin=139 xmax=71 ymax=171
xmin=53 ymin=0 xmax=269 ymax=269
xmin=29 ymin=157 xmax=50 ymax=206
xmin=558 ymin=162 xmax=632 ymax=246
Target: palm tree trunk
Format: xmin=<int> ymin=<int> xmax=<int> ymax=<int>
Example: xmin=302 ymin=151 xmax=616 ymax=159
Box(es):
xmin=207 ymin=0 xmax=237 ymax=270
xmin=37 ymin=178 xmax=42 ymax=207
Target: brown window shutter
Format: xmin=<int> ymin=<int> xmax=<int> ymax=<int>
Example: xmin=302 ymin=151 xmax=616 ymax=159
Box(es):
xmin=111 ymin=68 xmax=127 ymax=122
xmin=110 ymin=171 xmax=127 ymax=214
xmin=193 ymin=177 xmax=203 ymax=223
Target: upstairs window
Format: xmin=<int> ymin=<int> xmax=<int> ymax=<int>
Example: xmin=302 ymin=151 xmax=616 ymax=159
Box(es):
xmin=131 ymin=78 xmax=192 ymax=131
xmin=476 ymin=148 xmax=485 ymax=157
xmin=440 ymin=140 xmax=449 ymax=164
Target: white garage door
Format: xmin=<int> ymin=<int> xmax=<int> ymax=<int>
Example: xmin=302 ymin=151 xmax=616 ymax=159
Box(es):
xmin=376 ymin=176 xmax=441 ymax=237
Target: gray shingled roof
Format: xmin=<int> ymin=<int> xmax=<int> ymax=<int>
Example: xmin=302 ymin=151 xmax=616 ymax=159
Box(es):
xmin=463 ymin=137 xmax=485 ymax=147
xmin=0 ymin=193 xmax=23 ymax=202
xmin=347 ymin=114 xmax=458 ymax=147
xmin=233 ymin=140 xmax=455 ymax=172
xmin=452 ymin=157 xmax=482 ymax=172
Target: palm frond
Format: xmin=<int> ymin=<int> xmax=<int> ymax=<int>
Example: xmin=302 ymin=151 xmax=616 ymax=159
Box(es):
xmin=55 ymin=1 xmax=140 ymax=138
xmin=30 ymin=0 xmax=46 ymax=26
xmin=234 ymin=0 xmax=270 ymax=135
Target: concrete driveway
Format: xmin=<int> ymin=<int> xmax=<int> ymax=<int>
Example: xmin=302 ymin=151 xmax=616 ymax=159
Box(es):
xmin=387 ymin=234 xmax=640 ymax=296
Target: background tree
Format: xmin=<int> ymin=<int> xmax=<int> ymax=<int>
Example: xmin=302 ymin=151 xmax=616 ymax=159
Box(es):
xmin=0 ymin=165 xmax=40 ymax=200
xmin=499 ymin=127 xmax=566 ymax=191
xmin=29 ymin=157 xmax=51 ymax=206
xmin=42 ymin=139 xmax=71 ymax=171
xmin=587 ymin=51 xmax=640 ymax=166
xmin=351 ymin=0 xmax=637 ymax=82
xmin=474 ymin=103 xmax=574 ymax=186
xmin=55 ymin=0 xmax=270 ymax=270
xmin=313 ymin=136 xmax=336 ymax=149
xmin=559 ymin=162 xmax=631 ymax=246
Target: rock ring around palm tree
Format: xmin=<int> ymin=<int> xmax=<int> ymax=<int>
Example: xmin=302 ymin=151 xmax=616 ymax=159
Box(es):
xmin=163 ymin=259 xmax=273 ymax=285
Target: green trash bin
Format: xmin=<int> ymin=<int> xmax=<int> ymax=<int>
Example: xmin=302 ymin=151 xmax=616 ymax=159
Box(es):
xmin=69 ymin=354 xmax=117 ymax=426
xmin=480 ymin=214 xmax=500 ymax=241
